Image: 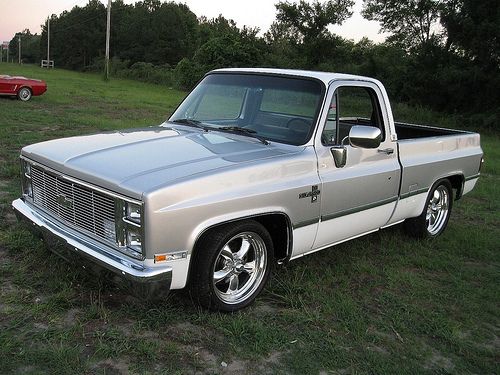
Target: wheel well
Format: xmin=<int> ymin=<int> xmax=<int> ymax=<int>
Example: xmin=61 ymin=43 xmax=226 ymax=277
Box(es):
xmin=187 ymin=213 xmax=292 ymax=287
xmin=193 ymin=213 xmax=292 ymax=264
xmin=252 ymin=214 xmax=292 ymax=263
xmin=446 ymin=174 xmax=465 ymax=200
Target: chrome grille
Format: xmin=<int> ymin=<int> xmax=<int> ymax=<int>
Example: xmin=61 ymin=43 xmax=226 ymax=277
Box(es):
xmin=30 ymin=166 xmax=117 ymax=244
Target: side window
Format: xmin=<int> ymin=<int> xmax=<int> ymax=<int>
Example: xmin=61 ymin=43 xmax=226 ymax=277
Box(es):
xmin=321 ymin=86 xmax=384 ymax=145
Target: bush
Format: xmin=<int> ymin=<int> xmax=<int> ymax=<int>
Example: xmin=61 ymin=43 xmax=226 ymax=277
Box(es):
xmin=108 ymin=60 xmax=174 ymax=87
xmin=173 ymin=58 xmax=205 ymax=90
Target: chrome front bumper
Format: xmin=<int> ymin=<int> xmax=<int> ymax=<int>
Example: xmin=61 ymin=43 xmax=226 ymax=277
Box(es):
xmin=12 ymin=198 xmax=172 ymax=297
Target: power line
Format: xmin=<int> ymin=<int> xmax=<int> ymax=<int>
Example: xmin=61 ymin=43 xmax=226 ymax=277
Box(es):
xmin=45 ymin=0 xmax=102 ymax=26
xmin=49 ymin=14 xmax=105 ymax=35
xmin=48 ymin=8 xmax=128 ymax=35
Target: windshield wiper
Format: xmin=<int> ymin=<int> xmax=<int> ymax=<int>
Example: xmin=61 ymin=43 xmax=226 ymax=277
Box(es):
xmin=218 ymin=126 xmax=269 ymax=145
xmin=170 ymin=118 xmax=210 ymax=132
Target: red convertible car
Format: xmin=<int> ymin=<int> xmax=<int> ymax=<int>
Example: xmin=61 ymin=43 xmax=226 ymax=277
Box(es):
xmin=0 ymin=75 xmax=47 ymax=101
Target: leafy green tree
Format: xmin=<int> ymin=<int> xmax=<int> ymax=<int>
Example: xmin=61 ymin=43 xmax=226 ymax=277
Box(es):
xmin=441 ymin=0 xmax=500 ymax=68
xmin=118 ymin=1 xmax=198 ymax=65
xmin=362 ymin=0 xmax=445 ymax=50
xmin=273 ymin=0 xmax=354 ymax=66
xmin=38 ymin=0 xmax=198 ymax=69
xmin=198 ymin=15 xmax=241 ymax=45
xmin=264 ymin=21 xmax=305 ymax=68
xmin=8 ymin=29 xmax=40 ymax=64
xmin=275 ymin=0 xmax=354 ymax=42
xmin=175 ymin=15 xmax=266 ymax=89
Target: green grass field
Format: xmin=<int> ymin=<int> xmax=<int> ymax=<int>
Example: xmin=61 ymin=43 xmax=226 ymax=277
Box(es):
xmin=0 ymin=63 xmax=498 ymax=374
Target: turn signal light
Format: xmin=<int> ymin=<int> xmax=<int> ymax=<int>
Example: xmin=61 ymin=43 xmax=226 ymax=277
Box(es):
xmin=154 ymin=251 xmax=187 ymax=263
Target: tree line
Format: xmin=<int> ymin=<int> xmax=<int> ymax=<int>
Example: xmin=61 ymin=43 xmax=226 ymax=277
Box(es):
xmin=7 ymin=0 xmax=499 ymax=129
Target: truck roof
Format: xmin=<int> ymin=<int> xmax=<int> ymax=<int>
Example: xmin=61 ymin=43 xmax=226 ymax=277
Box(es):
xmin=212 ymin=67 xmax=380 ymax=86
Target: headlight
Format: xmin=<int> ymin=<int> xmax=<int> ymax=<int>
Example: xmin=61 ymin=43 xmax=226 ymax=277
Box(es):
xmin=20 ymin=159 xmax=33 ymax=198
xmin=116 ymin=200 xmax=144 ymax=260
xmin=125 ymin=202 xmax=141 ymax=225
xmin=126 ymin=227 xmax=142 ymax=252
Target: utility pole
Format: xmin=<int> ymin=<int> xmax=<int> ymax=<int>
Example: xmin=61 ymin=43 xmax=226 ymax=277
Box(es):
xmin=18 ymin=35 xmax=21 ymax=64
xmin=105 ymin=0 xmax=111 ymax=80
xmin=47 ymin=17 xmax=50 ymax=68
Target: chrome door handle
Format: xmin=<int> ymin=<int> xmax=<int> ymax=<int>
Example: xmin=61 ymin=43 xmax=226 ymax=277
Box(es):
xmin=378 ymin=148 xmax=394 ymax=155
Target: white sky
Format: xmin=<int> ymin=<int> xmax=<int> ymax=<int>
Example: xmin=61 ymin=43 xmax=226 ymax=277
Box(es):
xmin=0 ymin=0 xmax=388 ymax=44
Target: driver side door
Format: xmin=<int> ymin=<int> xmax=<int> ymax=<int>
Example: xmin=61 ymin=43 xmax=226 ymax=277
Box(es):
xmin=312 ymin=81 xmax=400 ymax=249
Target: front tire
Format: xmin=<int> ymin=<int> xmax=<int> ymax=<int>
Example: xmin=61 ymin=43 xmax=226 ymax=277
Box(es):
xmin=404 ymin=180 xmax=453 ymax=238
xmin=190 ymin=220 xmax=274 ymax=312
xmin=17 ymin=87 xmax=32 ymax=102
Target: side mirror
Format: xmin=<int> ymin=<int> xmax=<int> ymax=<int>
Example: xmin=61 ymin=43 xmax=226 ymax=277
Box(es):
xmin=330 ymin=126 xmax=382 ymax=168
xmin=348 ymin=125 xmax=382 ymax=149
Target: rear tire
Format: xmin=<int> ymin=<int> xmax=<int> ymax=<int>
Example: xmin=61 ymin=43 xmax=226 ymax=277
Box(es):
xmin=404 ymin=179 xmax=453 ymax=238
xmin=18 ymin=87 xmax=32 ymax=102
xmin=190 ymin=220 xmax=274 ymax=312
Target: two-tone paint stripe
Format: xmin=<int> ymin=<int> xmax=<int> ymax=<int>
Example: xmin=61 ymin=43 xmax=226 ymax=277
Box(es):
xmin=399 ymin=187 xmax=429 ymax=200
xmin=293 ymin=174 xmax=481 ymax=230
xmin=293 ymin=195 xmax=399 ymax=229
xmin=293 ymin=218 xmax=320 ymax=229
xmin=320 ymin=195 xmax=399 ymax=222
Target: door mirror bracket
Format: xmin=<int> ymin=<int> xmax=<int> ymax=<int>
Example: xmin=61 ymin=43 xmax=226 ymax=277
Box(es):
xmin=330 ymin=134 xmax=349 ymax=168
xmin=330 ymin=145 xmax=347 ymax=168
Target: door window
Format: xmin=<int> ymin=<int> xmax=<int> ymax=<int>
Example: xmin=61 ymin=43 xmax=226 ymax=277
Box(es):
xmin=322 ymin=86 xmax=384 ymax=145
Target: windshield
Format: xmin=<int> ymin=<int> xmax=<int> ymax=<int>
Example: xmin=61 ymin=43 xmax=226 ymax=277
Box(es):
xmin=169 ymin=73 xmax=324 ymax=145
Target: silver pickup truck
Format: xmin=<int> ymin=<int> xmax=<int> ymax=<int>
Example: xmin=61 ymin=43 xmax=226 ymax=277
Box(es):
xmin=13 ymin=68 xmax=483 ymax=311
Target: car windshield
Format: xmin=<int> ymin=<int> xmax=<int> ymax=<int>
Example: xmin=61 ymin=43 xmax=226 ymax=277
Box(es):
xmin=169 ymin=73 xmax=324 ymax=145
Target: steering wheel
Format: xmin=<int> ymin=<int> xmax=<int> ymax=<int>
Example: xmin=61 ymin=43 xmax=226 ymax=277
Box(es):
xmin=286 ymin=118 xmax=311 ymax=134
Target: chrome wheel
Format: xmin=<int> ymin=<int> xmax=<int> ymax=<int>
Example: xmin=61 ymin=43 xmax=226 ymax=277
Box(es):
xmin=18 ymin=87 xmax=32 ymax=101
xmin=426 ymin=185 xmax=450 ymax=235
xmin=212 ymin=232 xmax=267 ymax=305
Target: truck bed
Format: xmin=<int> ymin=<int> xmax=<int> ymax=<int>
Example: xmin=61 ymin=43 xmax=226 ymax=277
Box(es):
xmin=395 ymin=122 xmax=465 ymax=140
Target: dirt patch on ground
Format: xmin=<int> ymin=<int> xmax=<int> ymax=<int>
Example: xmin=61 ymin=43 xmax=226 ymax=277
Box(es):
xmin=366 ymin=344 xmax=389 ymax=355
xmin=482 ymin=334 xmax=500 ymax=352
xmin=191 ymin=349 xmax=284 ymax=375
xmin=251 ymin=302 xmax=280 ymax=315
xmin=366 ymin=325 xmax=403 ymax=344
xmin=0 ymin=279 xmax=18 ymax=295
xmin=3 ymin=211 xmax=17 ymax=226
xmin=40 ymin=126 xmax=61 ymax=132
xmin=92 ymin=358 xmax=130 ymax=375
xmin=423 ymin=350 xmax=455 ymax=372
xmin=0 ymin=244 xmax=11 ymax=263
xmin=0 ymin=180 xmax=12 ymax=207
xmin=63 ymin=308 xmax=82 ymax=327
xmin=462 ymin=261 xmax=500 ymax=272
xmin=481 ymin=324 xmax=500 ymax=352
xmin=15 ymin=366 xmax=37 ymax=374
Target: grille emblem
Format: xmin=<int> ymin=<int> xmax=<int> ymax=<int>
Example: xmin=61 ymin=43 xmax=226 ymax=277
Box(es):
xmin=56 ymin=193 xmax=73 ymax=209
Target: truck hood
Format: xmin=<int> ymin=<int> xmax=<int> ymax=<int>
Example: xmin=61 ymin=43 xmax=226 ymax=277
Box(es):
xmin=21 ymin=124 xmax=300 ymax=199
